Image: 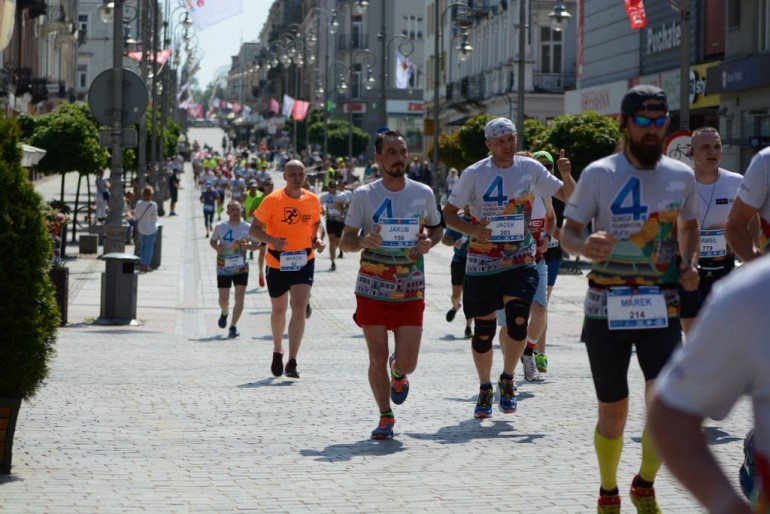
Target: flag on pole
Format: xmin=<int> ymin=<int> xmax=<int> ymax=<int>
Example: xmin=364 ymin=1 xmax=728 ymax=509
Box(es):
xmin=292 ymin=100 xmax=310 ymax=121
xmin=176 ymin=80 xmax=191 ymax=101
xmin=183 ymin=0 xmax=243 ymax=31
xmin=396 ymin=53 xmax=415 ymax=89
xmin=269 ymin=98 xmax=280 ymax=114
xmin=625 ymin=0 xmax=647 ymax=30
xmin=178 ymin=99 xmax=191 ymax=109
xmin=282 ymin=95 xmax=295 ymax=118
xmin=126 ymin=49 xmax=172 ymax=65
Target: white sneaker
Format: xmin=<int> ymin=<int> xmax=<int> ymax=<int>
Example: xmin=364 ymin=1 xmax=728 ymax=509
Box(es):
xmin=521 ymin=354 xmax=542 ymax=382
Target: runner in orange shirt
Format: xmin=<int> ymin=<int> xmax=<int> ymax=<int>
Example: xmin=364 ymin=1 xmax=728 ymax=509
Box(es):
xmin=249 ymin=160 xmax=325 ymax=379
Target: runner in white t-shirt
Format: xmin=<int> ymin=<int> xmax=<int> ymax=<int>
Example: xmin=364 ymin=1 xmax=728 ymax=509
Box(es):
xmin=726 ymin=145 xmax=770 ymax=263
xmin=649 ymin=255 xmax=770 ymax=514
xmin=210 ymin=201 xmax=259 ymax=339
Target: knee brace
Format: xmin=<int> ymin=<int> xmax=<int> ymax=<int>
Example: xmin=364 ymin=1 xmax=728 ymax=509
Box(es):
xmin=505 ymin=299 xmax=530 ymax=341
xmin=471 ymin=318 xmax=497 ymax=354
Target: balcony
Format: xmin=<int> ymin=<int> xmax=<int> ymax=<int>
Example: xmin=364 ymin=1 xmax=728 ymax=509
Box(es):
xmin=533 ymin=72 xmax=576 ymax=93
xmin=445 ymin=75 xmax=486 ymax=104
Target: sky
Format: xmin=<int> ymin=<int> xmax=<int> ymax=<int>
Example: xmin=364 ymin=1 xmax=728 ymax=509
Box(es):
xmin=191 ymin=1 xmax=270 ymax=88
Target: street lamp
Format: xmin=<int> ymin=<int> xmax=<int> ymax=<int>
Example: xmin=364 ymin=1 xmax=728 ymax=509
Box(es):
xmin=516 ymin=1 xmax=571 ymax=150
xmin=433 ymin=1 xmax=472 ymax=193
xmin=98 ymin=0 xmax=132 ymax=254
xmin=305 ymin=4 xmax=339 ymax=159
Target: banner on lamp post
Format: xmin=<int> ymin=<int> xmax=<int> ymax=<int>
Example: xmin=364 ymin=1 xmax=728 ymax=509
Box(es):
xmin=183 ymin=0 xmax=243 ymax=31
xmin=625 ymin=0 xmax=647 ymax=30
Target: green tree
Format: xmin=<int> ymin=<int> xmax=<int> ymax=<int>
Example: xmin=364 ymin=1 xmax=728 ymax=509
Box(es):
xmin=522 ymin=118 xmax=548 ymax=152
xmin=309 ymin=119 xmax=369 ymax=159
xmin=538 ymin=111 xmax=622 ymax=180
xmin=27 ymin=103 xmax=108 ymax=203
xmin=457 ymin=114 xmax=495 ymax=165
xmin=0 ymin=116 xmax=59 ymax=401
xmin=436 ymin=133 xmax=467 ymax=171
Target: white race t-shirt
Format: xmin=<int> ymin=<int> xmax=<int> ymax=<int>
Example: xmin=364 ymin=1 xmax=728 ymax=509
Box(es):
xmin=737 ymin=147 xmax=770 ymax=253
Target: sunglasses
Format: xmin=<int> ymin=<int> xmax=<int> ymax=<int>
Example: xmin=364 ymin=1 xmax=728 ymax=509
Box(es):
xmin=632 ymin=115 xmax=667 ymax=128
xmin=541 ymin=163 xmax=553 ymax=170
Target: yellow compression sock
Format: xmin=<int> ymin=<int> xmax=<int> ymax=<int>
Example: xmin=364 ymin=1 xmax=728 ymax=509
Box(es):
xmin=638 ymin=425 xmax=662 ymax=483
xmin=595 ymin=429 xmax=624 ymax=491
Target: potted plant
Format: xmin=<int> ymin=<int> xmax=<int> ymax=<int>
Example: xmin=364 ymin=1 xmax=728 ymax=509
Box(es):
xmin=0 ymin=117 xmax=59 ymax=474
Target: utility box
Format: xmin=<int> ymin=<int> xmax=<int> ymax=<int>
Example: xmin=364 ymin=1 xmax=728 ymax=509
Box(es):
xmin=100 ymin=253 xmax=140 ymax=321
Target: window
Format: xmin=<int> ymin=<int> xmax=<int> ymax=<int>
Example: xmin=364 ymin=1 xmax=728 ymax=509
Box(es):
xmin=351 ymin=20 xmax=364 ymax=49
xmin=78 ymin=64 xmax=88 ymax=89
xmin=540 ymin=27 xmax=562 ymax=74
xmin=77 ymin=14 xmax=88 ymax=43
xmin=401 ymin=15 xmax=423 ymax=40
xmin=351 ymin=64 xmax=362 ymax=99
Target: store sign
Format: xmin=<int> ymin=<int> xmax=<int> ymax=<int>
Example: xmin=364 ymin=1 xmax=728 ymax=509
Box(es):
xmin=646 ymin=21 xmax=681 ymax=55
xmin=706 ymin=54 xmax=770 ymax=93
xmin=386 ymin=100 xmax=424 ymax=113
xmin=564 ymin=80 xmax=629 ymax=116
xmin=343 ymin=102 xmax=367 ymax=114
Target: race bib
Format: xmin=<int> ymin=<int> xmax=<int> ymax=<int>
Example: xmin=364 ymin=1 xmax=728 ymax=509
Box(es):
xmin=203 ymin=204 xmax=215 ymax=213
xmin=379 ymin=218 xmax=420 ymax=248
xmin=280 ymin=250 xmax=308 ymax=271
xmin=700 ymin=229 xmax=727 ymax=258
xmin=223 ymin=254 xmax=245 ymax=273
xmin=607 ymin=286 xmax=668 ymax=330
xmin=488 ymin=214 xmax=525 ymax=242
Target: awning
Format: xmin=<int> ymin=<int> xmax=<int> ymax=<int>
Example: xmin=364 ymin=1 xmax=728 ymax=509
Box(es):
xmin=20 ymin=144 xmax=47 ymax=167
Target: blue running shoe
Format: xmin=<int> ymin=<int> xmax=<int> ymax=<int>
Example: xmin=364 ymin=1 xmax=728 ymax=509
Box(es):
xmin=497 ymin=375 xmax=518 ymax=413
xmin=389 ymin=354 xmax=409 ymax=405
xmin=218 ymin=313 xmax=228 ymax=329
xmin=371 ymin=416 xmax=395 ymax=439
xmin=228 ymin=325 xmax=239 ymax=338
xmin=474 ymin=388 xmax=494 ymax=418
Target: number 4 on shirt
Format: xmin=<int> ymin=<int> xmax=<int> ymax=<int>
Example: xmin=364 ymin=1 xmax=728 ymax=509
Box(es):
xmin=611 ymin=177 xmax=648 ymax=220
xmin=483 ymin=176 xmax=508 ymax=206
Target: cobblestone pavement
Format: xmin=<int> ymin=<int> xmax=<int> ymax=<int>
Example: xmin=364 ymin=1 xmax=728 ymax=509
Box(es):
xmin=2 ymin=129 xmax=750 ymax=513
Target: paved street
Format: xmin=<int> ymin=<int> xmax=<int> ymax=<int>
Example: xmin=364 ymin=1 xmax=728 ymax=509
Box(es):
xmin=1 ymin=127 xmax=751 ymax=513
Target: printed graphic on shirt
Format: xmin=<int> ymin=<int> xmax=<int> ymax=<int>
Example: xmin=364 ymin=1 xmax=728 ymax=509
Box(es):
xmin=212 ymin=222 xmax=252 ymax=276
xmin=465 ymin=177 xmax=536 ymax=275
xmin=592 ymin=176 xmax=681 ymax=286
xmin=347 ymin=181 xmax=440 ymax=302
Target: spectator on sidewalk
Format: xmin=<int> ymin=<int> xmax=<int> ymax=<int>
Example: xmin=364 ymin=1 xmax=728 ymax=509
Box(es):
xmin=95 ymin=168 xmax=109 ymax=222
xmin=168 ymin=169 xmax=181 ymax=216
xmin=134 ymin=185 xmax=159 ymax=272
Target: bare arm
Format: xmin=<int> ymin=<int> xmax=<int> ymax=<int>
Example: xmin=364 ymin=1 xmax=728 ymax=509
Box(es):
xmin=647 ymin=395 xmax=752 ymax=514
xmin=249 ymin=216 xmax=285 ymax=251
xmin=677 ymin=218 xmax=700 ymax=291
xmin=726 ymin=197 xmax=762 ymax=262
xmin=442 ymin=203 xmax=492 ymax=243
xmin=552 ymin=149 xmax=575 ymax=203
xmin=341 ymin=224 xmax=382 ymax=253
xmin=560 ymin=218 xmax=616 ymax=260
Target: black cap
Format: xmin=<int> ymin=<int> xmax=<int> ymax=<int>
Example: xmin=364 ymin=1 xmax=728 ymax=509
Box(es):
xmin=621 ymin=85 xmax=668 ymax=117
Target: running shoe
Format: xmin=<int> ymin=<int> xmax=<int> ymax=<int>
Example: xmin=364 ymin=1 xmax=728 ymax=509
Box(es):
xmin=284 ymin=359 xmax=299 ymax=379
xmin=371 ymin=416 xmax=395 ymax=440
xmin=228 ymin=325 xmax=239 ymax=338
xmin=338 ymin=250 xmax=344 ymax=258
xmin=306 ymin=303 xmax=312 ymax=318
xmin=259 ymin=274 xmax=266 ymax=288
xmin=497 ymin=375 xmax=518 ymax=413
xmin=521 ymin=354 xmax=542 ymax=382
xmin=464 ymin=326 xmax=473 ymax=339
xmin=389 ymin=354 xmax=409 ymax=405
xmin=630 ymin=476 xmax=662 ymax=513
xmin=597 ymin=493 xmax=621 ymax=513
xmin=271 ymin=351 xmax=283 ymax=377
xmin=331 ymin=262 xmax=336 ymax=271
xmin=474 ymin=388 xmax=494 ymax=419
xmin=218 ymin=313 xmax=228 ymax=329
xmin=535 ymin=353 xmax=548 ymax=373
xmin=446 ymin=308 xmax=457 ymax=322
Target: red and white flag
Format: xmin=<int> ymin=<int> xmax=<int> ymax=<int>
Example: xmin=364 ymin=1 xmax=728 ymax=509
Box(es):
xmin=292 ymin=100 xmax=310 ymax=121
xmin=183 ymin=0 xmax=243 ymax=31
xmin=396 ymin=53 xmax=414 ymax=89
xmin=625 ymin=0 xmax=647 ymax=30
xmin=269 ymin=97 xmax=280 ymax=114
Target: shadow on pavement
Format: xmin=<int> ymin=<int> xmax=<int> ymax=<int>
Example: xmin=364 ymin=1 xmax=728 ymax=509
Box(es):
xmin=238 ymin=377 xmax=296 ymax=388
xmin=704 ymin=426 xmax=741 ymax=445
xmin=299 ymin=439 xmax=405 ymax=462
xmin=188 ymin=335 xmax=230 ymax=342
xmin=404 ymin=419 xmax=545 ymax=445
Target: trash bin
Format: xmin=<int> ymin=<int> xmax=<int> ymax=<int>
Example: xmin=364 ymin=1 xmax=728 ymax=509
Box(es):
xmin=100 ymin=253 xmax=140 ymax=321
xmin=133 ymin=225 xmax=162 ymax=270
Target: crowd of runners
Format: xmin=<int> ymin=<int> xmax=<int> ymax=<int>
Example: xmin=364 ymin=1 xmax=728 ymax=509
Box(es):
xmin=180 ymin=84 xmax=768 ymax=513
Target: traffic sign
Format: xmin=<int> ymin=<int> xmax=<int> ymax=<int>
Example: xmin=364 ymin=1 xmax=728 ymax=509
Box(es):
xmin=88 ymin=68 xmax=148 ymax=127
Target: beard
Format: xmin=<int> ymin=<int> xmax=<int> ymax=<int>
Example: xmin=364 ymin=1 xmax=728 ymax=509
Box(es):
xmin=383 ymin=163 xmax=405 ymax=178
xmin=627 ymin=134 xmax=664 ymax=168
